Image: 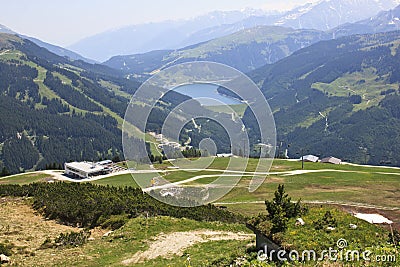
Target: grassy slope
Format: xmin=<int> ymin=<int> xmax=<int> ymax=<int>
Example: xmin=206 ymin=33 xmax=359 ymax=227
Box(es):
xmin=0 ymin=50 xmax=87 ymax=114
xmin=1 ymin=159 xmax=399 ymax=266
xmin=7 ymin=215 xmax=251 ymax=267
xmin=284 ymin=206 xmax=388 ymax=252
xmin=1 ymin=198 xmax=394 ymax=266
xmin=214 ymin=159 xmax=400 ymax=215
xmin=0 ymin=172 xmax=52 ymax=185
xmin=91 ymin=173 xmax=139 ymax=188
xmin=311 ymin=67 xmax=398 ymax=111
xmin=2 ymin=158 xmax=399 ymax=215
xmin=169 ymin=26 xmax=301 ymax=59
xmin=205 ymin=103 xmax=248 ymax=117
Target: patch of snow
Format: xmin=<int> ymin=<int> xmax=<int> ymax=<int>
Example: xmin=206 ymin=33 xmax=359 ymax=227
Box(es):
xmin=274 ymin=2 xmax=317 ymax=24
xmin=354 ymin=213 xmax=393 ymax=224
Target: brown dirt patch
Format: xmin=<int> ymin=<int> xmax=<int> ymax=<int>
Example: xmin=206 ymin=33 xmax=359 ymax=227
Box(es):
xmin=270 ymin=165 xmax=291 ymax=171
xmin=305 ymin=184 xmax=364 ymax=192
xmin=0 ymin=197 xmax=82 ymax=265
xmin=121 ymin=230 xmax=253 ymax=265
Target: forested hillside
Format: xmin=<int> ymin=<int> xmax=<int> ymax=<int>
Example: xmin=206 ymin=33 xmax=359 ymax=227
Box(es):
xmin=0 ymin=34 xmax=141 ymax=174
xmin=247 ymin=30 xmax=400 ymax=165
xmin=0 ymin=33 xmax=235 ymax=174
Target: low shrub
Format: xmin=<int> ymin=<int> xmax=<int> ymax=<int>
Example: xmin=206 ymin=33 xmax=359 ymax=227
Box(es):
xmin=40 ymin=230 xmax=91 ymax=249
xmin=0 ymin=242 xmax=12 ymax=256
xmin=313 ymin=211 xmax=337 ymax=230
xmin=101 ymin=214 xmax=129 ymax=230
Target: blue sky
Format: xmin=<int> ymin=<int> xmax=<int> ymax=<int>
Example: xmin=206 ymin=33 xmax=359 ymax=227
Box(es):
xmin=1 ymin=0 xmax=316 ymax=46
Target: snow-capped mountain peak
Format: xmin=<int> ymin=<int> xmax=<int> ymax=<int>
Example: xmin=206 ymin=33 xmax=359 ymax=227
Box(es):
xmin=273 ymin=0 xmax=400 ymax=30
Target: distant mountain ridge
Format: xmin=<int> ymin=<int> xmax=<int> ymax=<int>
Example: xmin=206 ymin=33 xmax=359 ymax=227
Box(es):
xmin=68 ymin=9 xmax=279 ymax=62
xmin=331 ymin=4 xmax=400 ymax=37
xmin=0 ymin=24 xmax=14 ymax=34
xmin=273 ymin=0 xmax=400 ymax=30
xmin=176 ymin=15 xmax=282 ymax=49
xmin=0 ymin=24 xmax=95 ymax=63
xmin=104 ymin=26 xmax=330 ymax=78
xmin=68 ymin=0 xmax=400 ymax=61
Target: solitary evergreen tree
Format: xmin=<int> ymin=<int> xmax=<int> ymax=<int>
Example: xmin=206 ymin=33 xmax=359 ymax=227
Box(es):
xmin=265 ymin=184 xmax=302 ymax=233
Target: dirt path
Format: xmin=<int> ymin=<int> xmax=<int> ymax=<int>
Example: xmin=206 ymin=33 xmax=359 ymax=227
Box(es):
xmin=214 ymin=200 xmax=399 ymax=211
xmin=121 ymin=230 xmax=253 ymax=265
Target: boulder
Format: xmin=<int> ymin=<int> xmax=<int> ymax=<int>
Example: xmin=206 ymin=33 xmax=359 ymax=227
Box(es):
xmin=349 ymin=224 xmax=357 ymax=229
xmin=103 ymin=230 xmax=113 ymax=237
xmin=0 ymin=254 xmax=10 ymax=263
xmin=295 ymin=218 xmax=305 ymax=226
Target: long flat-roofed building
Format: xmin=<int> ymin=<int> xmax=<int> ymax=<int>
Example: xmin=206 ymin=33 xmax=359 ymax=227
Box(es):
xmin=321 ymin=156 xmax=342 ymax=164
xmin=64 ymin=161 xmax=106 ymax=179
xmin=300 ymin=154 xmax=319 ymax=163
xmin=97 ymin=160 xmax=113 ymax=166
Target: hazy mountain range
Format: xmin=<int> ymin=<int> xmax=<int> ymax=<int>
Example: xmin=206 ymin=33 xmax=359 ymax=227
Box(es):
xmin=67 ymin=9 xmax=278 ymax=62
xmin=68 ymin=0 xmax=400 ymax=61
xmin=104 ymin=3 xmax=400 ymax=78
xmin=104 ymin=26 xmax=330 ymax=77
xmin=273 ymin=0 xmax=400 ymax=30
xmin=331 ymin=3 xmax=400 ymax=37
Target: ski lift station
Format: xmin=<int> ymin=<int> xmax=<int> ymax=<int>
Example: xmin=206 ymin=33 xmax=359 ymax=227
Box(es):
xmin=64 ymin=161 xmax=111 ymax=179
